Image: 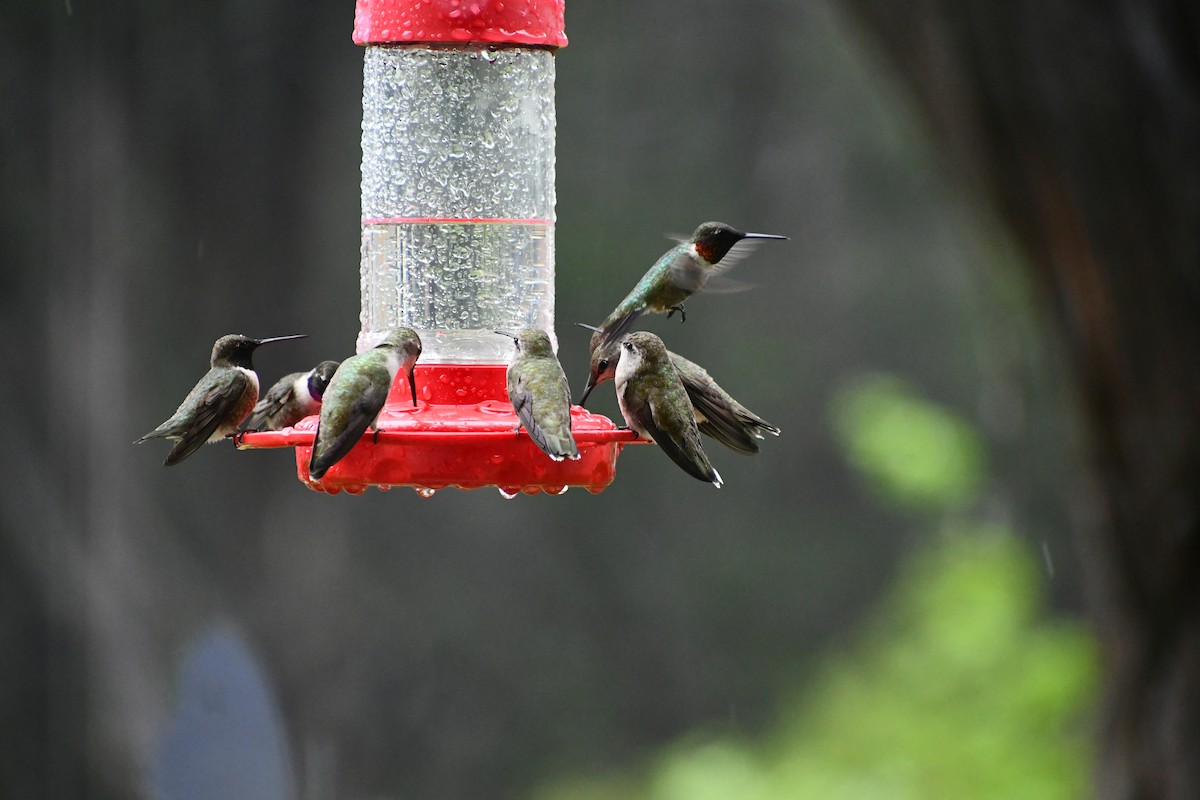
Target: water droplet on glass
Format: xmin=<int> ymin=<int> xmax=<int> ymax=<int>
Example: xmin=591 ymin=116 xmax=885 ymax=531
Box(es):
xmin=497 ymin=486 xmax=520 ymax=499
xmin=415 ymin=487 xmax=437 ymax=498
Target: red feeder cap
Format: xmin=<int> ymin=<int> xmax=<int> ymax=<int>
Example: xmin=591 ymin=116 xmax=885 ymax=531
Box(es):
xmin=354 ymin=0 xmax=567 ymax=48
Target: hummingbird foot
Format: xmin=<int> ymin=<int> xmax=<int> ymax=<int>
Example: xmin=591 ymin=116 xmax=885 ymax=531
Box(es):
xmin=667 ymin=304 xmax=687 ymax=322
xmin=372 ymin=426 xmax=380 ymax=444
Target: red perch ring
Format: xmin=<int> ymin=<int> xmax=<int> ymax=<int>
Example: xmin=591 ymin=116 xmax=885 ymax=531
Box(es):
xmin=237 ymin=363 xmax=638 ymax=496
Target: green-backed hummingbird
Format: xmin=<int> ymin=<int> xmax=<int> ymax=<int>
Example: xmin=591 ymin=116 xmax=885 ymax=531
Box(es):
xmin=594 ymin=221 xmax=786 ymax=347
xmin=498 ymin=328 xmax=580 ymax=462
xmin=308 ymin=328 xmax=422 ymax=481
xmin=575 ymin=324 xmax=780 ymax=454
xmin=244 ymin=360 xmax=340 ymax=431
xmin=135 ymin=333 xmax=307 ymax=465
xmin=614 ymin=331 xmax=722 ymax=487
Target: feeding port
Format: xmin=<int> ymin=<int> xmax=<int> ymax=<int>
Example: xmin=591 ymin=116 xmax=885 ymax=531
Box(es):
xmin=238 ymin=0 xmax=637 ymax=495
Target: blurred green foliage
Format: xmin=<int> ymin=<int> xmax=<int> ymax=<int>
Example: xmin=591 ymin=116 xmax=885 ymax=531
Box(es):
xmin=831 ymin=375 xmax=987 ymax=512
xmin=533 ymin=377 xmax=1096 ymax=800
xmin=534 ymin=533 xmax=1097 ymax=800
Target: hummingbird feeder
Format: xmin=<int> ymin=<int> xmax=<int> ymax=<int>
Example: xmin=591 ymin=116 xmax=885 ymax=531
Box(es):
xmin=238 ymin=0 xmax=636 ymax=496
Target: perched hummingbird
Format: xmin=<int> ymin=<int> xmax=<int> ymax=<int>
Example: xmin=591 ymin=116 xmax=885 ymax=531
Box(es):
xmin=308 ymin=328 xmax=422 ymax=481
xmin=614 ymin=331 xmax=722 ymax=487
xmin=498 ymin=328 xmax=580 ymax=462
xmin=575 ymin=323 xmax=780 ymax=454
xmin=244 ymin=360 xmax=340 ymax=431
xmin=134 ymin=333 xmax=307 ymax=466
xmin=594 ymin=221 xmax=786 ymax=347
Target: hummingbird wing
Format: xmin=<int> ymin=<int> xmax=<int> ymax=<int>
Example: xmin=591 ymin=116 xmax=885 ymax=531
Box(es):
xmin=625 ymin=380 xmax=720 ymax=485
xmin=671 ymin=354 xmax=780 ymax=454
xmin=510 ymin=367 xmax=580 ymax=461
xmin=308 ymin=367 xmax=389 ymax=479
xmin=244 ymin=372 xmax=300 ymax=431
xmin=596 ymin=307 xmax=645 ymax=352
xmin=711 ymin=238 xmax=765 ymax=272
xmin=699 ymin=275 xmax=757 ymax=295
xmin=162 ymin=371 xmax=251 ymax=466
xmin=666 ymin=251 xmax=710 ymax=295
xmin=690 ymin=394 xmax=762 ymax=454
xmin=667 ymin=239 xmax=763 ymax=296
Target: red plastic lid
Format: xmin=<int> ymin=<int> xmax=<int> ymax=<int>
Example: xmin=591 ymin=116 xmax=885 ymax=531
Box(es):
xmin=354 ymin=0 xmax=567 ymax=47
xmin=238 ymin=363 xmax=637 ymax=496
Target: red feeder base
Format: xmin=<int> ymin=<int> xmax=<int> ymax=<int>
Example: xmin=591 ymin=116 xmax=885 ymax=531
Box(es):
xmin=237 ymin=363 xmax=638 ymax=496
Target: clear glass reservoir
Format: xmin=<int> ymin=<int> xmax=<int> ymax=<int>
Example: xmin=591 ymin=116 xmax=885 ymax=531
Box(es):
xmin=359 ymin=45 xmax=557 ymax=362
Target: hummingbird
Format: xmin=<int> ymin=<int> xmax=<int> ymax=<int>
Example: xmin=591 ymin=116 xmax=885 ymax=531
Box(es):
xmin=497 ymin=328 xmax=580 ymax=462
xmin=575 ymin=323 xmax=780 ymax=454
xmin=134 ymin=333 xmax=307 ymax=466
xmin=308 ymin=328 xmax=422 ymax=481
xmin=614 ymin=331 xmax=722 ymax=487
xmin=594 ymin=221 xmax=786 ymax=348
xmin=244 ymin=360 xmax=341 ymax=431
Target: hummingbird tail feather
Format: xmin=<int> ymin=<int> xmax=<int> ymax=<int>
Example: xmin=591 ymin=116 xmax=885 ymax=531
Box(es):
xmin=162 ymin=433 xmax=209 ymax=466
xmin=133 ymin=429 xmax=166 ymax=445
xmin=696 ymin=420 xmax=760 ymax=455
xmin=687 ymin=387 xmax=762 ymax=455
xmin=597 ymin=308 xmax=644 ymax=351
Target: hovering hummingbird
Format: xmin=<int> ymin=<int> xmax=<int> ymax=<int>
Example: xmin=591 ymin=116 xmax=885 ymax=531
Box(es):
xmin=498 ymin=328 xmax=580 ymax=462
xmin=244 ymin=360 xmax=340 ymax=432
xmin=308 ymin=328 xmax=422 ymax=481
xmin=594 ymin=221 xmax=786 ymax=347
xmin=575 ymin=323 xmax=780 ymax=454
xmin=614 ymin=331 xmax=722 ymax=487
xmin=134 ymin=333 xmax=307 ymax=466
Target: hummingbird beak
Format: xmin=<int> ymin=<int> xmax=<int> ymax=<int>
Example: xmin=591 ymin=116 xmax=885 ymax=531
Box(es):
xmin=407 ymin=364 xmax=418 ymax=407
xmin=577 ymin=378 xmax=597 ymax=408
xmin=494 ymin=330 xmax=517 ymax=341
xmin=741 ymin=232 xmax=788 ymax=241
xmin=255 ymin=334 xmax=308 ymax=346
xmin=574 ymin=322 xmax=606 ymax=358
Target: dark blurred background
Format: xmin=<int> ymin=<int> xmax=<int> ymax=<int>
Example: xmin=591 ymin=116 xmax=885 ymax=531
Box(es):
xmin=9 ymin=1 xmax=1194 ymax=798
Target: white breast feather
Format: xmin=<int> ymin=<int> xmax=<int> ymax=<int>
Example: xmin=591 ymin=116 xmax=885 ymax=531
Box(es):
xmin=293 ymin=373 xmax=314 ymax=405
xmin=384 ymin=349 xmax=404 ymax=378
xmin=209 ymin=366 xmax=259 ymax=442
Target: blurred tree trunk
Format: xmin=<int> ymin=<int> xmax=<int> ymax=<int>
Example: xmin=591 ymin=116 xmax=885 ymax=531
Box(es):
xmin=844 ymin=2 xmax=1200 ymax=797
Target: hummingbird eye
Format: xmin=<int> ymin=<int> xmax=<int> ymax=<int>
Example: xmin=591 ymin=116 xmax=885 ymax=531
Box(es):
xmin=598 ymin=359 xmax=609 ymax=371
